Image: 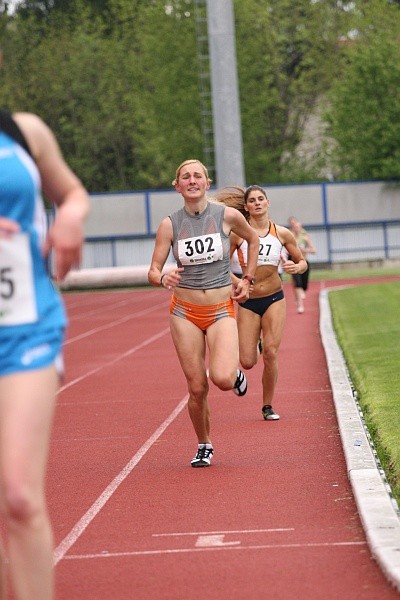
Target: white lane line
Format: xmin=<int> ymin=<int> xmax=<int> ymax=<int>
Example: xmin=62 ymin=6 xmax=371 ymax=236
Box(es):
xmin=66 ymin=298 xmax=143 ymax=317
xmin=65 ymin=301 xmax=169 ymax=345
xmin=63 ymin=540 xmax=367 ymax=561
xmin=153 ymin=528 xmax=294 ymax=537
xmin=66 ymin=295 xmax=154 ymax=319
xmin=196 ymin=535 xmax=240 ymax=547
xmin=58 ymin=327 xmax=170 ymax=393
xmin=53 ymin=394 xmax=189 ymax=565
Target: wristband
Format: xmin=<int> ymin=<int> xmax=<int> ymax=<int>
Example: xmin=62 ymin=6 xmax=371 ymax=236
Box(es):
xmin=243 ymin=274 xmax=255 ymax=285
xmin=160 ymin=274 xmax=166 ymax=287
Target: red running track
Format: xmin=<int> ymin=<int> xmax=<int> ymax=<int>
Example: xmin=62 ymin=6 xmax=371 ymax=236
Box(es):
xmin=47 ymin=278 xmax=400 ymax=600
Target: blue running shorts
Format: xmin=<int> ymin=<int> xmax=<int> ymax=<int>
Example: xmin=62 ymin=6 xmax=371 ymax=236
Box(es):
xmin=0 ymin=327 xmax=65 ymax=377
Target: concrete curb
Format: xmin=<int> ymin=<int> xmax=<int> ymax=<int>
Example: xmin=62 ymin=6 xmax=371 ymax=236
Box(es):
xmin=59 ymin=266 xmax=150 ymax=290
xmin=319 ymin=288 xmax=400 ymax=592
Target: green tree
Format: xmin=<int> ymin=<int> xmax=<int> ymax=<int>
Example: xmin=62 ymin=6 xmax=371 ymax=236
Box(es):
xmin=324 ymin=0 xmax=400 ymax=180
xmin=0 ymin=0 xmax=202 ymax=190
xmin=234 ymin=0 xmax=349 ymax=184
xmin=3 ymin=0 xmax=398 ymax=189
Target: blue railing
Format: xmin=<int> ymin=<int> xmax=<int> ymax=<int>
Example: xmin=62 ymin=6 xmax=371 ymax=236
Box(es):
xmin=79 ymin=219 xmax=400 ymax=269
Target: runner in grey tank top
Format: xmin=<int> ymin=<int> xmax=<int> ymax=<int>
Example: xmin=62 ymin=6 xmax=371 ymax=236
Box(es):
xmin=148 ymin=159 xmax=259 ymax=468
xmin=169 ymin=202 xmax=231 ymax=290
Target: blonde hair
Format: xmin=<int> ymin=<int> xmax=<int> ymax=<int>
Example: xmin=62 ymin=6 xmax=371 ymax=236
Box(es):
xmin=214 ymin=185 xmax=269 ymax=221
xmin=172 ymin=159 xmax=211 ymax=186
xmin=213 ymin=186 xmax=247 ymax=217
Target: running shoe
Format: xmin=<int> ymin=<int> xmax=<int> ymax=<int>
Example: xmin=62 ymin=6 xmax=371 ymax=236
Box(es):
xmin=233 ymin=369 xmax=247 ymax=396
xmin=191 ymin=445 xmax=213 ymax=468
xmin=262 ymin=404 xmax=280 ymax=420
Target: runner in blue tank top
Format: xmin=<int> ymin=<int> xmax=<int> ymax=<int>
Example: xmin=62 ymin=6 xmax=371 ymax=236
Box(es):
xmin=0 ymin=110 xmax=89 ymax=600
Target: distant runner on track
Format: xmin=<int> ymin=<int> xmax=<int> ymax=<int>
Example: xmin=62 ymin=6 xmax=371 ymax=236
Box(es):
xmin=287 ymin=216 xmax=316 ymax=314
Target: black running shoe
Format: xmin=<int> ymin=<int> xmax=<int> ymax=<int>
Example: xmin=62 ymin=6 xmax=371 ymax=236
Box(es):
xmin=233 ymin=369 xmax=247 ymax=396
xmin=262 ymin=404 xmax=280 ymax=420
xmin=191 ymin=446 xmax=213 ymax=468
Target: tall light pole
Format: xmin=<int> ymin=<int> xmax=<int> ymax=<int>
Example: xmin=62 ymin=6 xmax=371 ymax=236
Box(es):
xmin=207 ymin=0 xmax=245 ymax=188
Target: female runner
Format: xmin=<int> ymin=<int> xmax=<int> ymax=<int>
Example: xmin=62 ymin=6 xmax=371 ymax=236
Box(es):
xmin=148 ymin=160 xmax=259 ymax=467
xmin=215 ymin=185 xmax=307 ymax=421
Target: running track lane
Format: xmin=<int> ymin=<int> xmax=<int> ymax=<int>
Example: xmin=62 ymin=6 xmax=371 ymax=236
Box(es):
xmin=46 ymin=281 xmax=400 ymax=599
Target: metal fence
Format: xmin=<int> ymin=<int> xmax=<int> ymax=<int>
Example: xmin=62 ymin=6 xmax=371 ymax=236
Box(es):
xmin=80 ymin=219 xmax=400 ymax=269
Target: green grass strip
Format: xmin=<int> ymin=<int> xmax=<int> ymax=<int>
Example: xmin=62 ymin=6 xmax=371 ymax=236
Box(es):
xmin=329 ymin=281 xmax=400 ymax=503
xmin=312 ymin=265 xmax=400 ymax=280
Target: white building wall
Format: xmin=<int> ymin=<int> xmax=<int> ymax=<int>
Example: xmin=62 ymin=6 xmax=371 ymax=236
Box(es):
xmin=74 ymin=180 xmax=400 ymax=270
xmin=84 ymin=180 xmax=400 ymax=237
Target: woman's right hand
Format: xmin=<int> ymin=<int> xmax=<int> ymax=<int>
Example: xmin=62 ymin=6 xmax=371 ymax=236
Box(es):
xmin=161 ymin=267 xmax=184 ymax=290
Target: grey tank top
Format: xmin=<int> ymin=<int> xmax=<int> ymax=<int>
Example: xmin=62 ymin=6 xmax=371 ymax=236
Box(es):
xmin=170 ymin=202 xmax=231 ymax=290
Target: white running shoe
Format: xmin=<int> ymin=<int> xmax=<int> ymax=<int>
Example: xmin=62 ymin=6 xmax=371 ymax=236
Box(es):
xmin=262 ymin=405 xmax=280 ymax=420
xmin=191 ymin=445 xmax=213 ymax=468
xmin=233 ymin=369 xmax=247 ymax=396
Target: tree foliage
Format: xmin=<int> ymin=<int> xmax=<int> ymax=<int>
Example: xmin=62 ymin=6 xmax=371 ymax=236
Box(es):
xmin=1 ymin=0 xmax=400 ymax=190
xmin=0 ymin=0 xmax=202 ymax=190
xmin=323 ymin=0 xmax=400 ymax=180
xmin=234 ymin=0 xmax=350 ymax=183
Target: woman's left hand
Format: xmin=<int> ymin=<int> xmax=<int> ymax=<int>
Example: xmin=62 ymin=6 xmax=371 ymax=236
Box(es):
xmin=43 ymin=205 xmax=85 ymax=282
xmin=282 ymin=260 xmax=299 ymax=275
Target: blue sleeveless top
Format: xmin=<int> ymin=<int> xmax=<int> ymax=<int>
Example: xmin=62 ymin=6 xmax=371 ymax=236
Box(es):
xmin=0 ymin=130 xmax=66 ymax=337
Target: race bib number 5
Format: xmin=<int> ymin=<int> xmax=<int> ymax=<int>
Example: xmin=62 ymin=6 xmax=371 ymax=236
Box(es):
xmin=0 ymin=233 xmax=38 ymax=326
xmin=178 ymin=233 xmax=223 ymax=265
